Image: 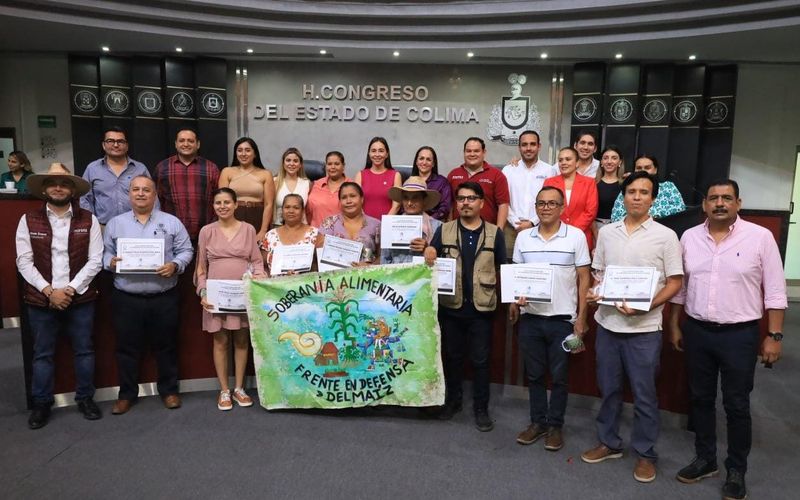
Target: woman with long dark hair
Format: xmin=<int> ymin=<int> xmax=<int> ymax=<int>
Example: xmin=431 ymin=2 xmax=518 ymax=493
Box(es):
xmin=218 ymin=137 xmax=275 ymax=240
xmin=410 ymin=146 xmax=451 ymax=221
xmin=355 ymin=137 xmax=402 ymax=218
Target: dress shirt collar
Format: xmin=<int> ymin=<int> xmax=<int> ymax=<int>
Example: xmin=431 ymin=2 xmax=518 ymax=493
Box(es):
xmin=703 ymin=215 xmax=740 ymax=240
xmin=102 ymin=156 xmax=134 ymax=168
xmin=46 ymin=204 xmax=74 ymax=219
xmin=462 ymin=161 xmax=487 ymax=176
xmin=615 ymin=216 xmax=654 ymax=234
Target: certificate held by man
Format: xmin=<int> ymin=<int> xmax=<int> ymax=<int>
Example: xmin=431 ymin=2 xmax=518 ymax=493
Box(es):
xmin=116 ymin=238 xmax=164 ymax=273
xmin=500 ymin=263 xmax=555 ymax=303
xmin=381 ymin=215 xmax=423 ymax=249
xmin=319 ymin=235 xmax=363 ymax=270
xmin=271 ymin=243 xmax=314 ymax=275
xmin=598 ymin=265 xmax=658 ymax=310
xmin=412 ymin=256 xmax=456 ymax=295
xmin=206 ymin=279 xmax=246 ymax=313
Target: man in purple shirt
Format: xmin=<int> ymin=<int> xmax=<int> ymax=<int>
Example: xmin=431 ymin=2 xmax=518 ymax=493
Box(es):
xmin=669 ymin=178 xmax=787 ymax=500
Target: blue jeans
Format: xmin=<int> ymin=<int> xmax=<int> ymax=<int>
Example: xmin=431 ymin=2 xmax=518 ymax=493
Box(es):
xmin=27 ymin=302 xmax=96 ymax=406
xmin=595 ymin=325 xmax=662 ymax=461
xmin=518 ymin=315 xmax=572 ymax=428
xmin=683 ymin=318 xmax=759 ymax=473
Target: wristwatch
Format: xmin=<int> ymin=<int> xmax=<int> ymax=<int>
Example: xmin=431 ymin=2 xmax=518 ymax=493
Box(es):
xmin=768 ymin=332 xmax=784 ymax=341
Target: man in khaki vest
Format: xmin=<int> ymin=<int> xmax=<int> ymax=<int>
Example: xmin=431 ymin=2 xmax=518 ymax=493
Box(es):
xmin=424 ymin=181 xmax=506 ymax=431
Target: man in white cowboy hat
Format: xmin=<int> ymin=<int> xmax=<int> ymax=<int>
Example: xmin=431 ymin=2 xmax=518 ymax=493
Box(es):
xmin=15 ymin=163 xmax=103 ymax=429
xmin=381 ymin=176 xmax=442 ymax=264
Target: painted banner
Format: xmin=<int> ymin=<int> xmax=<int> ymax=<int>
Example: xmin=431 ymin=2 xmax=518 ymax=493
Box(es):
xmin=246 ymin=263 xmax=445 ymax=409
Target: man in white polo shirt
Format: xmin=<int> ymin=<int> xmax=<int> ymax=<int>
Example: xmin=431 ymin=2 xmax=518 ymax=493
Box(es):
xmin=502 ymin=130 xmax=558 ymax=258
xmin=509 ymin=185 xmax=591 ymax=451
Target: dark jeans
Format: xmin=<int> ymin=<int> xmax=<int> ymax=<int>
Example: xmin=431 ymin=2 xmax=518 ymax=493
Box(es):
xmin=439 ymin=308 xmax=493 ymax=411
xmin=683 ymin=318 xmax=759 ymax=473
xmin=518 ymin=315 xmax=572 ymax=428
xmin=112 ymin=287 xmax=180 ymax=400
xmin=27 ymin=302 xmax=96 ymax=406
xmin=595 ymin=325 xmax=662 ymax=461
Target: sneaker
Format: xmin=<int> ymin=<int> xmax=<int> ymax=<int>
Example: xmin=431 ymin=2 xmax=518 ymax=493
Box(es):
xmin=634 ymin=458 xmax=657 ymax=483
xmin=722 ymin=469 xmax=747 ymax=500
xmin=217 ymin=390 xmax=233 ymax=411
xmin=581 ymin=444 xmax=623 ymax=464
xmin=232 ymin=388 xmax=253 ymax=407
xmin=544 ymin=427 xmax=564 ymax=451
xmin=437 ymin=399 xmax=463 ymax=421
xmin=474 ymin=408 xmax=494 ymax=432
xmin=676 ymin=456 xmax=719 ymax=484
xmin=516 ymin=423 xmax=548 ymax=445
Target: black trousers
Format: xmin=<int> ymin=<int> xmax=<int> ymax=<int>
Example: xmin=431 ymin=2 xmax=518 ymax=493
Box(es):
xmin=111 ymin=287 xmax=180 ymax=400
xmin=683 ymin=317 xmax=760 ymax=473
xmin=439 ymin=307 xmax=493 ymax=411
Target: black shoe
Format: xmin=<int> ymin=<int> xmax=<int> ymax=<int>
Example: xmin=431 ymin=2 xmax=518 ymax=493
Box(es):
xmin=722 ymin=469 xmax=747 ymax=500
xmin=474 ymin=408 xmax=494 ymax=432
xmin=676 ymin=456 xmax=718 ymax=483
xmin=77 ymin=398 xmax=102 ymax=420
xmin=437 ymin=400 xmax=463 ymax=421
xmin=28 ymin=405 xmax=51 ymax=430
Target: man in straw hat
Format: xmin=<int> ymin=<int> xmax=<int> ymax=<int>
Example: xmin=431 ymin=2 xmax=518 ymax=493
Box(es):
xmin=16 ymin=163 xmax=103 ymax=429
xmin=381 ymin=176 xmax=442 ymax=264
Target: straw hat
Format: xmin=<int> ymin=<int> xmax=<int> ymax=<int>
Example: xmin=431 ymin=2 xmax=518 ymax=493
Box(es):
xmin=388 ymin=176 xmax=441 ymax=211
xmin=27 ymin=163 xmax=91 ymax=200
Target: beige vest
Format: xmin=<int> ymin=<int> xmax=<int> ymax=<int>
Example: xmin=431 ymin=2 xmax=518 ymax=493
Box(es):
xmin=438 ymin=220 xmax=499 ymax=312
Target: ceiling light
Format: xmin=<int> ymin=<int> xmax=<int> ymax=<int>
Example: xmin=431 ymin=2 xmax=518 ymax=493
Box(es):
xmin=246 ymin=48 xmax=253 ymax=54
xmin=688 ymin=54 xmax=697 ymax=60
xmin=393 ymin=51 xmax=400 ymax=57
xmin=319 ymin=49 xmax=327 ymax=55
xmin=101 ymin=46 xmax=110 ymax=52
xmin=467 ymin=52 xmax=474 ymax=58
xmin=540 ymin=52 xmax=548 ymax=59
xmin=615 ymin=53 xmax=623 ymax=59
xmin=175 ymin=47 xmax=183 ymax=53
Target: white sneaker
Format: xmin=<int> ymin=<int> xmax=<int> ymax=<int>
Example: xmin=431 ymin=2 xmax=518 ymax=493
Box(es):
xmin=217 ymin=390 xmax=232 ymax=411
xmin=232 ymin=388 xmax=253 ymax=407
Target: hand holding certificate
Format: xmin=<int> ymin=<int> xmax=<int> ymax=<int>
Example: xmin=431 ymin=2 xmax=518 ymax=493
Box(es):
xmin=206 ymin=279 xmax=247 ymax=313
xmin=597 ymin=266 xmax=659 ymax=312
xmin=116 ymin=238 xmax=164 ymax=273
xmin=412 ymin=256 xmax=456 ymax=295
xmin=271 ymin=243 xmax=314 ymax=276
xmin=381 ymin=215 xmax=423 ymax=250
xmin=500 ymin=264 xmax=554 ymax=303
xmin=318 ymin=235 xmax=363 ymax=272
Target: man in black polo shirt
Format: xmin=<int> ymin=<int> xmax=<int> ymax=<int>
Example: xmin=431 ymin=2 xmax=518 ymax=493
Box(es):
xmin=424 ymin=181 xmax=506 ymax=431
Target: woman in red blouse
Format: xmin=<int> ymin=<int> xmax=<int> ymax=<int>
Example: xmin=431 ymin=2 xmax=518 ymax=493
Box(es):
xmin=543 ymin=147 xmax=598 ymax=250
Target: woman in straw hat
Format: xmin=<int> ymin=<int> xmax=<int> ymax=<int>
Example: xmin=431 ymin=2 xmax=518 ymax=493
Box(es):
xmin=380 ymin=175 xmax=442 ymax=264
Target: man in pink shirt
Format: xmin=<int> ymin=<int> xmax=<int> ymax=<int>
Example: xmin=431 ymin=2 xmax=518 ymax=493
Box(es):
xmin=669 ymin=179 xmax=787 ymax=500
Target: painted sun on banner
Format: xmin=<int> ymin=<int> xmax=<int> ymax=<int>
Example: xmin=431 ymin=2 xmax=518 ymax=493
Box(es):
xmin=245 ymin=264 xmax=444 ymax=410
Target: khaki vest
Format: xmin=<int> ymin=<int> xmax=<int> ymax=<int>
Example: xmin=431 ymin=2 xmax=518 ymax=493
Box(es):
xmin=438 ymin=220 xmax=498 ymax=312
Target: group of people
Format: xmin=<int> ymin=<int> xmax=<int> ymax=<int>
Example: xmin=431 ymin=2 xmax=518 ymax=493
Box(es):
xmin=14 ymin=126 xmax=786 ymax=500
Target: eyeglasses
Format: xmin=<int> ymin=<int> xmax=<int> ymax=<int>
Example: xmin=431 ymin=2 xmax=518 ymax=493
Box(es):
xmin=535 ymin=200 xmax=563 ymax=209
xmin=455 ymin=195 xmax=481 ymax=203
xmin=103 ymin=139 xmax=128 ymax=146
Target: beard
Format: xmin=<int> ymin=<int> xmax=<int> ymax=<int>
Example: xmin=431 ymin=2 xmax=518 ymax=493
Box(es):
xmin=45 ymin=194 xmax=72 ymax=207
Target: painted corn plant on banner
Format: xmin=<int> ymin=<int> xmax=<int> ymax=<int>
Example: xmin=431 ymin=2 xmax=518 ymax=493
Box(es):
xmin=245 ymin=263 xmax=444 ymax=410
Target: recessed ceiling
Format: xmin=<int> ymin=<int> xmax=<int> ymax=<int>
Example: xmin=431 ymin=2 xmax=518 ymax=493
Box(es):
xmin=2 ymin=0 xmax=800 ymax=64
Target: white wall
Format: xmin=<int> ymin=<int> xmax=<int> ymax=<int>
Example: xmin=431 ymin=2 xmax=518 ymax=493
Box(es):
xmin=228 ymin=61 xmax=571 ymax=177
xmin=730 ymin=64 xmax=800 ymax=210
xmin=0 ymin=54 xmax=73 ymax=173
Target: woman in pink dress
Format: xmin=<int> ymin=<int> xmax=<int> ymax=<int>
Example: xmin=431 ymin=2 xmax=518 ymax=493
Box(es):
xmin=355 ymin=137 xmax=402 ymax=219
xmin=195 ymin=187 xmax=266 ymax=411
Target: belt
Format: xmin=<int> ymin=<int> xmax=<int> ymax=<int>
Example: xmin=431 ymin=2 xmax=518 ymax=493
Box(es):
xmin=115 ymin=286 xmax=177 ymax=298
xmin=527 ymin=314 xmax=572 ymax=321
xmin=238 ymin=201 xmax=264 ymax=208
xmin=687 ymin=316 xmax=759 ymax=331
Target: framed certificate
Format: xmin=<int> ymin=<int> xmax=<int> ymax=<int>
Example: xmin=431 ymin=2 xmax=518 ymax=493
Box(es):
xmin=381 ymin=215 xmax=423 ymax=249
xmin=271 ymin=243 xmax=314 ymax=276
xmin=117 ymin=238 xmax=164 ymax=273
xmin=206 ymin=279 xmax=247 ymax=313
xmin=598 ymin=266 xmax=659 ymax=311
xmin=412 ymin=257 xmax=456 ymax=295
xmin=318 ymin=235 xmax=363 ymax=271
xmin=500 ymin=264 xmax=554 ymax=303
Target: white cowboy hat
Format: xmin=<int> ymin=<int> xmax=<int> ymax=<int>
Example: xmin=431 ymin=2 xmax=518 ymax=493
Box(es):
xmin=388 ymin=176 xmax=441 ymax=211
xmin=27 ymin=163 xmax=91 ymax=200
